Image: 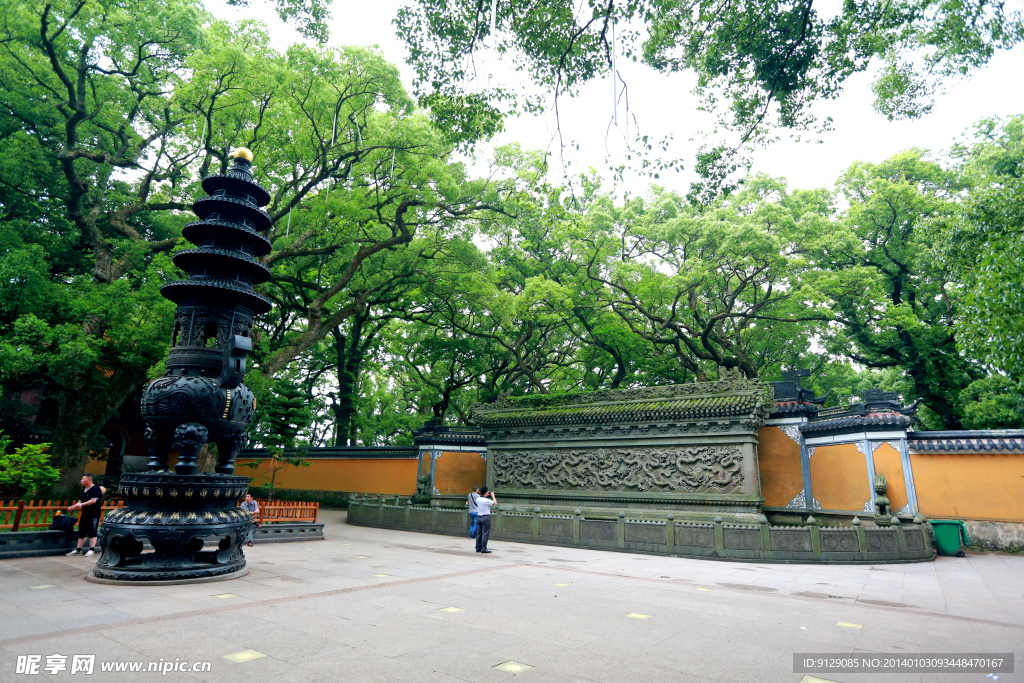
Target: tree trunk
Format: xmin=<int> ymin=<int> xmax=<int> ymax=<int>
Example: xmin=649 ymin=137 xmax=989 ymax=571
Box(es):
xmin=332 ymin=310 xmax=370 ymax=446
xmin=52 ymin=378 xmax=137 ymax=490
xmin=331 ymin=327 xmax=353 ymax=446
xmin=197 ymin=443 xmax=217 ymax=473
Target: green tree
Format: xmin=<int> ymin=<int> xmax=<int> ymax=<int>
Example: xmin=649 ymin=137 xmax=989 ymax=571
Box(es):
xmin=0 ymin=432 xmax=59 ymax=497
xmin=816 ymin=150 xmax=981 ymax=427
xmin=0 ymin=1 xmax=496 ymax=481
xmin=0 ymin=0 xmax=210 ymax=485
xmin=396 ymin=0 xmax=1023 ymax=175
xmin=571 ymin=176 xmax=834 ymax=380
xmin=957 ymin=376 xmax=1024 ymax=430
xmin=257 ymin=380 xmax=312 ymax=450
xmin=934 ymin=116 xmax=1024 ymax=382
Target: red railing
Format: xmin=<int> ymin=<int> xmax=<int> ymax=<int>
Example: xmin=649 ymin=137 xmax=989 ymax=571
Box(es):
xmin=0 ymin=498 xmax=316 ymax=531
xmin=242 ymin=498 xmax=318 ymax=524
xmin=0 ymin=499 xmax=126 ymax=532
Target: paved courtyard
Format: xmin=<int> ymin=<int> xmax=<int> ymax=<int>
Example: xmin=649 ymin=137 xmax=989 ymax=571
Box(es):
xmin=1 ymin=510 xmax=1021 ymax=683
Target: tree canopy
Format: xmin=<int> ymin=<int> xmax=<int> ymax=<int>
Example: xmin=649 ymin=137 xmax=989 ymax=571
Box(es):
xmin=395 ymin=0 xmax=1023 ymax=185
xmin=0 ymin=0 xmax=1021 ymax=478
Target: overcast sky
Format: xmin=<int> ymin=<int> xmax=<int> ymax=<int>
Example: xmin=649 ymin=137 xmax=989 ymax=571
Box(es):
xmin=216 ymin=0 xmax=1024 ymax=196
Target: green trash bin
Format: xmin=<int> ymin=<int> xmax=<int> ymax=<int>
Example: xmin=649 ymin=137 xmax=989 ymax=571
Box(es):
xmin=931 ymin=520 xmax=969 ymax=557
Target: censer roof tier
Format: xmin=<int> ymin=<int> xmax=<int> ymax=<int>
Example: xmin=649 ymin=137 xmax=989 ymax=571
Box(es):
xmin=201 ymin=174 xmax=271 ymax=208
xmin=181 ymin=220 xmax=273 ymax=256
xmin=191 ymin=196 xmax=271 ymax=232
xmin=199 ymin=147 xmax=272 ymax=207
xmin=161 ymin=278 xmax=272 ymax=314
xmin=172 ymin=248 xmax=272 ymax=284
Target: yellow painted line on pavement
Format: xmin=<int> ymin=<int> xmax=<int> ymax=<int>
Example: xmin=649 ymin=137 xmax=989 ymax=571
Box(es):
xmin=836 ymin=621 xmax=863 ymax=629
xmin=223 ymin=650 xmax=265 ymax=663
xmin=439 ymin=607 xmax=465 ymax=613
xmin=625 ymin=613 xmax=651 ymax=619
xmin=212 ymin=593 xmax=238 ymax=599
xmin=494 ymin=661 xmax=533 ymax=673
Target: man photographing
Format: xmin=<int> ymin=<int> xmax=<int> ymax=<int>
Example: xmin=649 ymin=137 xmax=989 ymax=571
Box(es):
xmin=474 ymin=487 xmax=497 ymax=554
xmin=66 ymin=474 xmax=102 ymax=557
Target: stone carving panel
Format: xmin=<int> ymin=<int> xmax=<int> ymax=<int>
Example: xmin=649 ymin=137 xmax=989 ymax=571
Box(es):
xmin=502 ymin=516 xmax=533 ymax=534
xmin=820 ymin=529 xmax=859 ymax=552
xmin=625 ymin=523 xmax=666 ymax=545
xmin=436 ymin=511 xmax=462 ymax=529
xmin=491 ymin=445 xmax=745 ymax=493
xmin=770 ymin=529 xmax=812 ymax=552
xmin=580 ymin=520 xmax=617 ymax=542
xmin=675 ymin=525 xmax=715 ymax=548
xmin=539 ymin=519 xmax=572 ymax=537
xmin=408 ymin=510 xmax=432 ymax=527
xmin=866 ymin=530 xmax=899 ymax=552
xmin=724 ymin=527 xmax=762 ymax=550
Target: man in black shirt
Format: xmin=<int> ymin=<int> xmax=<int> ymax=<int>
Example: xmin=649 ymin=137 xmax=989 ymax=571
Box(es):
xmin=66 ymin=474 xmax=102 ymax=558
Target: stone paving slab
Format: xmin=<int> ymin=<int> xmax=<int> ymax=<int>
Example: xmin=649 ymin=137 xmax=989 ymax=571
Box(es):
xmin=0 ymin=509 xmax=1021 ymax=682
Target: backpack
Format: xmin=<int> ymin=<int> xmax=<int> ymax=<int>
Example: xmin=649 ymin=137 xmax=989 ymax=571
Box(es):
xmin=49 ymin=514 xmax=76 ymax=533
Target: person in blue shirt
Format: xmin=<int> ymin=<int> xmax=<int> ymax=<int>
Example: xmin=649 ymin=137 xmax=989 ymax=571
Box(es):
xmin=240 ymin=493 xmax=259 ymax=547
xmin=466 ymin=485 xmax=480 ymax=539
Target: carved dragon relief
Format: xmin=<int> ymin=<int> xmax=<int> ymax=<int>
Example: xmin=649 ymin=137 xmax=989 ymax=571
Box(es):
xmin=491 ymin=445 xmax=745 ymax=494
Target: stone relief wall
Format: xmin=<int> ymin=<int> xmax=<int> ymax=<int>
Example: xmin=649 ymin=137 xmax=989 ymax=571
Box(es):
xmin=491 ymin=445 xmax=745 ymax=494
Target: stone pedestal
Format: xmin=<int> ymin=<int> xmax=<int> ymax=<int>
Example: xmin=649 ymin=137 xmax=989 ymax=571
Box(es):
xmin=89 ymin=473 xmax=250 ymax=584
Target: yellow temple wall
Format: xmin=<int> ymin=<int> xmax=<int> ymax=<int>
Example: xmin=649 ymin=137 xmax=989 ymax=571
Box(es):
xmin=432 ymin=451 xmax=487 ymax=496
xmin=910 ymin=452 xmax=1024 ymax=523
xmin=234 ymin=457 xmax=419 ymax=496
xmin=756 ymin=427 xmax=803 ymax=507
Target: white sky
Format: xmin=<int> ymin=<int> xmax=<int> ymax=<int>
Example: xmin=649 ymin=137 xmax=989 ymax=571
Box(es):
xmin=225 ymin=0 xmax=1024 ymax=196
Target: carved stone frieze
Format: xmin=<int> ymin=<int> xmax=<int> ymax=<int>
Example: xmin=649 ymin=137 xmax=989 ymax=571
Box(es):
xmin=785 ymin=489 xmax=807 ymax=509
xmin=777 ymin=424 xmax=802 ymax=444
xmin=486 ymin=418 xmax=762 ymax=443
xmin=491 ymin=445 xmax=745 ymax=494
xmin=872 ymin=440 xmax=902 ymax=453
xmin=784 ymin=488 xmax=822 ymax=510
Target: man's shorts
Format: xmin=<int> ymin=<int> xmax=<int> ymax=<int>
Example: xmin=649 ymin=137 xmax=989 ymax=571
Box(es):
xmin=78 ymin=516 xmax=99 ymax=539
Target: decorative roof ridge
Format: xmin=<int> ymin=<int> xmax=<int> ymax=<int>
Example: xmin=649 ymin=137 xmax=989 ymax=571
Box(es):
xmin=907 ymin=433 xmax=1024 ymax=453
xmin=476 ymin=392 xmax=764 ymax=415
xmin=908 ymin=429 xmax=1024 ymax=439
xmin=472 ymin=369 xmax=771 ymax=414
xmin=800 ymin=413 xmax=912 ymax=434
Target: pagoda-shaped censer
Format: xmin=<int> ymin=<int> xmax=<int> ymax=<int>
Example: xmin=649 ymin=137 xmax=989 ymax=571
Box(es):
xmin=90 ymin=148 xmax=272 ymax=584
